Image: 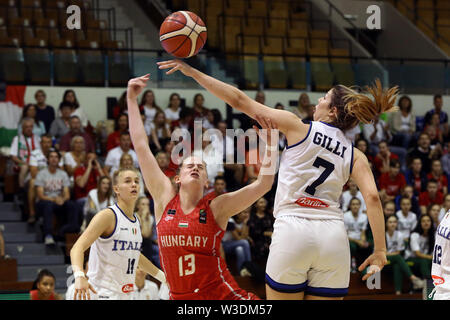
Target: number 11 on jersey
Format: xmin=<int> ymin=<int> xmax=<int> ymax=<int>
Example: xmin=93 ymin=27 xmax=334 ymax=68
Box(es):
xmin=178 ymin=254 xmax=196 ymax=276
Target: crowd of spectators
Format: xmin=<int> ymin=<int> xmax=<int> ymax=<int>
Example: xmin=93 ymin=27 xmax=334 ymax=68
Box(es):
xmin=4 ymin=88 xmax=450 ymax=294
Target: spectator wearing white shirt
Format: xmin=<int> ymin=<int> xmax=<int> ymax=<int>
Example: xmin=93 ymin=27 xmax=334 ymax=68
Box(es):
xmin=395 ymin=197 xmax=418 ymax=243
xmin=80 ymin=176 xmax=114 ymax=232
xmin=384 ymin=215 xmax=425 ymax=295
xmin=150 ymin=110 xmax=171 ymax=152
xmin=164 ymin=93 xmax=181 ymax=126
xmin=63 ymin=135 xmax=86 ymax=177
xmin=406 ymin=214 xmax=434 ymax=280
xmin=193 ymin=130 xmax=224 ymax=189
xmin=140 ymin=90 xmax=163 ymax=133
xmin=132 ymin=269 xmax=160 ymax=300
xmin=104 ymin=132 xmax=138 ymax=176
xmin=10 ymin=117 xmax=41 ymax=188
xmin=340 ymin=178 xmax=366 ymax=214
xmin=343 ymin=197 xmax=369 ymax=271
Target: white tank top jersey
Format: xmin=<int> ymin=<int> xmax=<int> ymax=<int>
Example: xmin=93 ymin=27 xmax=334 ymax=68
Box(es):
xmin=274 ymin=121 xmax=354 ymax=220
xmin=432 ymin=209 xmax=450 ymax=295
xmin=87 ymin=203 xmax=143 ymax=294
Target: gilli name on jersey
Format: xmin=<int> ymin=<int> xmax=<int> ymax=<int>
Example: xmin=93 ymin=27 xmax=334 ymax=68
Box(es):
xmin=160 ymin=235 xmax=208 ymax=248
xmin=437 ymin=225 xmax=450 ymax=240
xmin=112 ymin=240 xmax=143 ymax=251
xmin=312 ymin=131 xmax=347 ymax=158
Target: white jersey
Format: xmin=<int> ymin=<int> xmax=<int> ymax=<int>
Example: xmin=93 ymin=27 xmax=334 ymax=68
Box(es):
xmin=274 ymin=121 xmax=354 ymax=220
xmin=87 ymin=203 xmax=142 ymax=295
xmin=432 ymin=209 xmax=450 ymax=298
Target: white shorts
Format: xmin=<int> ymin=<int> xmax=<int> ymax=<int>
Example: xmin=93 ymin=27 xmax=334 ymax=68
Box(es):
xmin=265 ymin=215 xmax=350 ymax=297
xmin=90 ymin=284 xmax=133 ymax=300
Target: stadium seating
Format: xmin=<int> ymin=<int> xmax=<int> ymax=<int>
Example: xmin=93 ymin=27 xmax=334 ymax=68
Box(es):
xmin=24 ymin=38 xmax=51 ymax=84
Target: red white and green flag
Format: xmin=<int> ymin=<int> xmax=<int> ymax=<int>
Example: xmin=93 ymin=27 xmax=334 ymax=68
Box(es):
xmin=0 ymin=86 xmax=26 ymax=148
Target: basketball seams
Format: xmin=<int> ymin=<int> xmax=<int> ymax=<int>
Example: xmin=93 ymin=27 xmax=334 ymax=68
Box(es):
xmin=171 ymin=11 xmax=198 ymax=57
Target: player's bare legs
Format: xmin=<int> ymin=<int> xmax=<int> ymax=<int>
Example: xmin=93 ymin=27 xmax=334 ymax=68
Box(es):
xmin=265 ymin=285 xmax=304 ymax=300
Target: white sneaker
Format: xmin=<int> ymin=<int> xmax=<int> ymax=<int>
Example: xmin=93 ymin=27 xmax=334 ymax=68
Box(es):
xmin=44 ymin=235 xmax=55 ymax=245
xmin=412 ymin=277 xmax=425 ymax=290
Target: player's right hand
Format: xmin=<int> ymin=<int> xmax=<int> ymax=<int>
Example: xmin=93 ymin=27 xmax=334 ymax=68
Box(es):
xmin=73 ymin=276 xmax=97 ymax=300
xmin=127 ymin=74 xmax=150 ymax=100
xmin=358 ymin=250 xmax=387 ymax=281
xmin=157 ymin=60 xmax=195 ymax=77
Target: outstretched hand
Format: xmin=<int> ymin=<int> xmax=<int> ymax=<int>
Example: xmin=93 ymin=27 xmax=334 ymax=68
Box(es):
xmin=127 ymin=74 xmax=150 ymax=100
xmin=358 ymin=250 xmax=387 ymax=281
xmin=253 ymin=115 xmax=279 ymax=148
xmin=157 ymin=59 xmax=195 ymax=77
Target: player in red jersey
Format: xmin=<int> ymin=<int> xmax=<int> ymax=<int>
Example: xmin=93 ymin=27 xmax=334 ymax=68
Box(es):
xmin=127 ymin=74 xmax=277 ymax=300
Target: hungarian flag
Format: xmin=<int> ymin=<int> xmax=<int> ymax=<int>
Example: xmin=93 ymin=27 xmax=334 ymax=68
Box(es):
xmin=0 ymin=86 xmax=26 ymax=148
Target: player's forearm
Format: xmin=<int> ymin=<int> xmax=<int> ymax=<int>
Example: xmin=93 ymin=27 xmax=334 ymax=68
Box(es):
xmin=70 ymin=242 xmax=86 ymax=273
xmin=365 ymin=196 xmax=387 ymax=252
xmin=138 ymin=253 xmax=166 ymax=282
xmin=190 ymin=68 xmax=248 ymax=115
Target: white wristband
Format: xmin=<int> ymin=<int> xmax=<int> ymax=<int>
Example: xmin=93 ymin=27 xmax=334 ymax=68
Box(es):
xmin=154 ymin=270 xmax=166 ymax=283
xmin=74 ymin=271 xmax=86 ymax=279
xmin=266 ymin=145 xmax=278 ymax=151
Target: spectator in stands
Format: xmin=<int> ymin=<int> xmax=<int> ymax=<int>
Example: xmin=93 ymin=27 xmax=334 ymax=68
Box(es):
xmin=49 ymin=102 xmax=72 ymax=147
xmin=343 ymin=197 xmax=369 ymax=272
xmin=132 ymin=269 xmax=160 ymax=300
xmin=164 ymin=93 xmax=181 ymax=126
xmin=407 ymin=214 xmax=434 ymax=280
xmin=419 ymin=179 xmax=444 ymax=215
xmin=81 ymin=176 xmax=114 ymax=232
xmin=372 ymin=141 xmax=398 ymax=178
xmin=248 ymin=197 xmax=274 ymax=265
xmin=150 ymin=110 xmax=172 ymax=153
xmin=293 ymin=92 xmax=310 ymax=120
xmin=424 ymin=113 xmax=444 ymax=146
xmin=171 ymin=107 xmax=194 ymax=133
xmin=255 ymin=90 xmax=265 ymax=105
xmin=140 ymin=89 xmax=162 ymax=130
xmin=395 ymin=185 xmax=421 ymax=217
xmin=192 ymin=93 xmax=209 ymax=123
xmin=155 ymin=151 xmax=176 ymax=179
xmin=10 ymin=117 xmax=41 ymax=188
xmin=408 ymin=132 xmax=437 ymax=175
xmin=222 ymin=207 xmax=253 ymax=276
xmin=442 ymin=141 xmax=450 ymax=175
xmin=27 ymin=135 xmax=55 ymax=224
xmin=395 ymin=197 xmax=418 ymax=243
xmin=30 ymin=269 xmax=60 ymax=300
xmin=428 ymin=203 xmax=442 ymax=229
xmin=73 ymin=152 xmax=106 ymax=218
xmin=355 ymin=138 xmax=374 ymax=171
xmin=63 ymin=135 xmax=86 ymax=177
xmin=135 ymin=196 xmax=154 ymax=260
xmin=340 ymin=178 xmax=366 ymax=214
xmin=384 ymin=215 xmax=425 ymax=295
xmin=59 ymin=116 xmax=95 ymax=154
xmin=62 ymin=89 xmax=89 ymax=128
xmin=193 ymin=130 xmax=224 ymax=189
xmin=384 ymin=200 xmax=396 ymax=218
xmin=345 ymin=123 xmax=361 ymax=144
xmin=424 ymin=94 xmax=449 ymax=139
xmin=106 ymin=113 xmax=129 ymax=152
xmin=112 ymin=91 xmax=129 ymax=119
xmin=378 ymin=158 xmax=406 ymax=203
xmin=104 ymin=131 xmax=138 ymax=176
xmin=388 ymin=95 xmax=415 ymax=149
xmin=203 ymin=108 xmax=222 ymax=130
xmin=204 ymin=176 xmax=227 ymax=202
xmin=405 ymin=157 xmax=428 ymax=196
xmin=428 ymin=159 xmax=448 ymax=195
xmin=439 ymin=194 xmax=450 ymax=223
xmin=35 ymin=150 xmax=78 ymax=245
xmin=34 ymin=89 xmax=55 ymax=133
xmin=18 ymin=104 xmax=46 ymax=137
xmin=362 ymin=115 xmax=392 ymax=152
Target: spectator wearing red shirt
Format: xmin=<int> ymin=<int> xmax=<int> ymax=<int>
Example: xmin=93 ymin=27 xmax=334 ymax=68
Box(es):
xmin=379 ymin=159 xmax=406 ymax=203
xmin=59 ymin=116 xmax=95 ymax=154
xmin=419 ymin=180 xmax=444 ymax=214
xmin=204 ymin=176 xmax=227 ymax=202
xmin=106 ymin=113 xmax=130 ymax=152
xmin=405 ymin=157 xmax=428 ymax=196
xmin=427 ymin=159 xmax=448 ymax=195
xmin=155 ymin=151 xmax=176 ymax=178
xmin=30 ymin=269 xmax=59 ymax=300
xmin=373 ymin=141 xmax=399 ymax=178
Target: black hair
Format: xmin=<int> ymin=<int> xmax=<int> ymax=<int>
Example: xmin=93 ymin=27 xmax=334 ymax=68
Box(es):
xmin=59 ymin=101 xmax=74 ymax=110
xmin=434 ymin=94 xmax=442 ymax=101
xmin=31 ymin=269 xmax=55 ymax=290
xmin=62 ymin=89 xmax=79 ymax=109
xmin=413 ymin=214 xmax=435 ymax=254
xmin=398 ymin=95 xmax=412 ymax=113
xmin=214 ymin=176 xmax=226 ymax=184
xmin=389 ymin=158 xmax=400 ymax=168
xmin=115 ymin=113 xmax=129 ymax=131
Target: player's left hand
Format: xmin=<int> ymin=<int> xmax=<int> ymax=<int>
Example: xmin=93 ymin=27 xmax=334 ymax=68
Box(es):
xmin=358 ymin=250 xmax=387 ymax=281
xmin=253 ymin=115 xmax=278 ymax=147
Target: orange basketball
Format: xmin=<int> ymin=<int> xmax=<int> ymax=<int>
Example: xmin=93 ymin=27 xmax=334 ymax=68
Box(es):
xmin=159 ymin=11 xmax=207 ymax=58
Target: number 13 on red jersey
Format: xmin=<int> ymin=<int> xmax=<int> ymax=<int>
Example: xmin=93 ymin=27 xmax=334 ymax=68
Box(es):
xmin=178 ymin=254 xmax=196 ymax=276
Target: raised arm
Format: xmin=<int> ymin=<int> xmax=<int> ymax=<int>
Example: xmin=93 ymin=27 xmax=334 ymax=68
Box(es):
xmin=127 ymin=75 xmax=176 ymax=219
xmin=351 ymin=148 xmax=387 ymax=280
xmin=157 ymin=60 xmax=307 ymax=144
xmin=210 ymin=116 xmax=277 ymax=230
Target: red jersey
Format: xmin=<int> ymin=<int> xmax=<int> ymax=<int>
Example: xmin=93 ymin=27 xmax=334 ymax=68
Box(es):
xmin=378 ymin=172 xmax=406 ymax=196
xmin=157 ymin=194 xmax=258 ymax=300
xmin=29 ymin=290 xmax=56 ymax=300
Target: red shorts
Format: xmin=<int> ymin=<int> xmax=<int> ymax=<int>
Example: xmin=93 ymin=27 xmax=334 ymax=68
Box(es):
xmin=170 ymin=281 xmax=260 ymax=300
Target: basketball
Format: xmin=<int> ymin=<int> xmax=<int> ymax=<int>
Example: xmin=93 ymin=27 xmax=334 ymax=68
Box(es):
xmin=159 ymin=11 xmax=207 ymax=58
